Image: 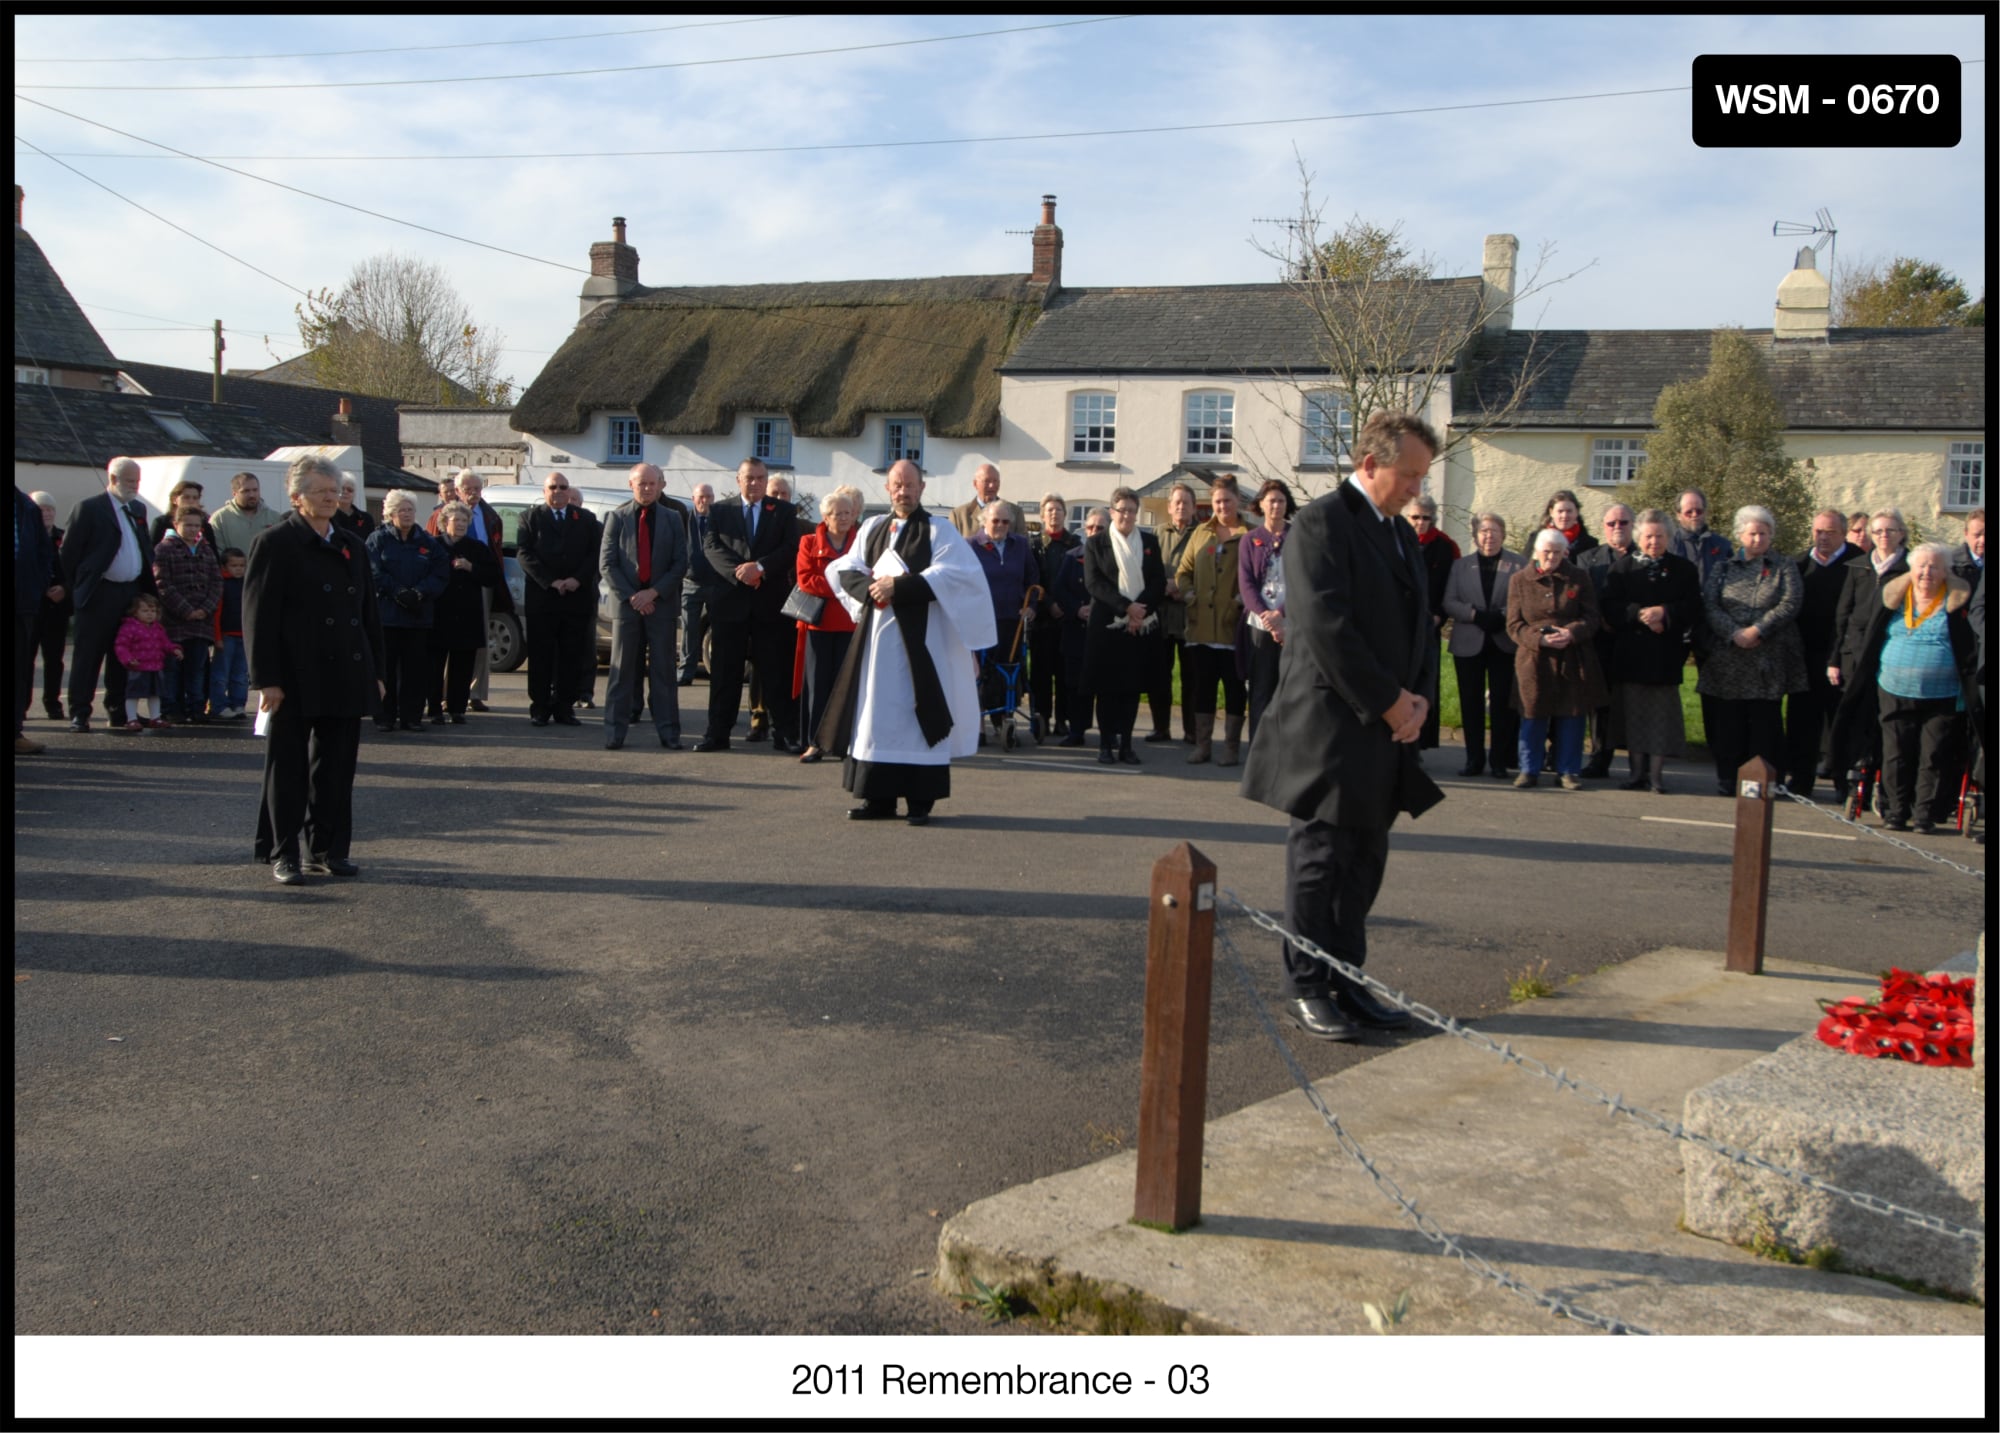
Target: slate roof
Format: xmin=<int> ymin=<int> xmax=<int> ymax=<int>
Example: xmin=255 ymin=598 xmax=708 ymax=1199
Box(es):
xmin=13 ymin=384 xmax=421 ymax=491
xmin=513 ymin=275 xmax=1045 ymax=438
xmin=14 ymin=225 xmax=118 ymax=373
xmin=998 ymin=278 xmax=1488 ymax=375
xmin=122 ymin=360 xmax=420 ymax=479
xmin=1456 ymin=328 xmax=1988 ymax=431
xmin=248 ymin=345 xmax=477 ymax=404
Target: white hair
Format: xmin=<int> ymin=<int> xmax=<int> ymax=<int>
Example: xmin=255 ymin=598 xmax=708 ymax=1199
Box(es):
xmin=1731 ymin=504 xmax=1776 ymax=539
xmin=1532 ymin=528 xmax=1570 ymax=557
xmin=30 ymin=489 xmax=56 ymax=509
xmin=381 ymin=488 xmax=419 ymax=517
xmin=106 ymin=456 xmax=140 ymax=483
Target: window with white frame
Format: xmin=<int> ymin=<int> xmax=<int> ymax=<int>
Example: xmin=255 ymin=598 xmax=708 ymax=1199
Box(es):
xmin=607 ymin=416 xmax=643 ymax=462
xmin=752 ymin=416 xmax=793 ymax=465
xmin=1070 ymin=392 xmax=1116 ymax=457
xmin=884 ymin=418 xmax=924 ymax=468
xmin=1302 ymin=390 xmax=1352 ymax=464
xmin=1945 ymin=440 xmax=1984 ymax=509
xmin=15 ymin=365 xmax=49 ymax=385
xmin=1184 ymin=391 xmax=1234 ymax=458
xmin=1589 ymin=437 xmax=1648 ymax=485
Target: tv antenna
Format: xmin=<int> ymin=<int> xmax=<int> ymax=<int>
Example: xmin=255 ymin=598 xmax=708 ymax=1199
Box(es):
xmin=1772 ymin=207 xmax=1837 ymax=275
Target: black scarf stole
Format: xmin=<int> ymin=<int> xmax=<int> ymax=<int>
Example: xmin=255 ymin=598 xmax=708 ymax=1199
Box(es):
xmin=817 ymin=511 xmax=954 ymax=754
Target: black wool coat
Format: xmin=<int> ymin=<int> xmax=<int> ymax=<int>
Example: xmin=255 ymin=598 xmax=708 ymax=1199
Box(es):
xmin=245 ymin=512 xmax=383 ymax=717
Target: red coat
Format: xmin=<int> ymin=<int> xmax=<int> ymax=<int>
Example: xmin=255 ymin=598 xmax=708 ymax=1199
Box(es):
xmin=791 ymin=521 xmax=858 ymax=698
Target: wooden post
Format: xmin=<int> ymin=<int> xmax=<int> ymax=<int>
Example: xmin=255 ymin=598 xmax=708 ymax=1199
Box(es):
xmin=1134 ymin=842 xmax=1217 ymax=1231
xmin=212 ymin=321 xmax=225 ymax=404
xmin=1726 ymin=756 xmax=1777 ymax=974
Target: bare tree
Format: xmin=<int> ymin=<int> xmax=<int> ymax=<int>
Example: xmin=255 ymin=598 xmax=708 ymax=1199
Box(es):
xmin=295 ymin=252 xmax=513 ymax=405
xmin=1242 ymin=157 xmax=1591 ymax=506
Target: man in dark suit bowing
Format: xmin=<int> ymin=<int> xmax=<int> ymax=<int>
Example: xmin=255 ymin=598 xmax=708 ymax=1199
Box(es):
xmin=697 ymin=457 xmax=805 ymax=752
xmin=517 ymin=472 xmax=602 ymax=728
xmin=1240 ymin=411 xmax=1445 ymax=1042
xmin=61 ymin=456 xmax=159 ymax=733
xmin=599 ymin=463 xmax=689 ymax=751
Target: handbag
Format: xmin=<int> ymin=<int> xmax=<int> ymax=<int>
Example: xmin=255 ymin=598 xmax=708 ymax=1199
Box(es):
xmin=781 ymin=585 xmax=825 ymax=624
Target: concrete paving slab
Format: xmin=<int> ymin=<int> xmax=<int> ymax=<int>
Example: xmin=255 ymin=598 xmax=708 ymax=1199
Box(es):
xmin=938 ymin=946 xmax=1985 ymax=1335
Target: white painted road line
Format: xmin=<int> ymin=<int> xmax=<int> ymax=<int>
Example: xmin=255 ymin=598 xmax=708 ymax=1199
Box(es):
xmin=1641 ymin=815 xmax=1855 ymax=841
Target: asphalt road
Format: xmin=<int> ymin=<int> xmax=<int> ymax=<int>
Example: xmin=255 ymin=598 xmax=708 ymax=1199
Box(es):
xmin=13 ymin=673 xmax=1985 ymax=1336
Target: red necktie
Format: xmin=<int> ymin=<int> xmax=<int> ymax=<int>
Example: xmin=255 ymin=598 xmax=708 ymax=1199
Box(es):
xmin=637 ymin=505 xmax=652 ymax=586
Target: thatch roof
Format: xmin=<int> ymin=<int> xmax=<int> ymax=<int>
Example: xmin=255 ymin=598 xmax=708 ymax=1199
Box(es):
xmin=512 ymin=275 xmax=1044 ymax=439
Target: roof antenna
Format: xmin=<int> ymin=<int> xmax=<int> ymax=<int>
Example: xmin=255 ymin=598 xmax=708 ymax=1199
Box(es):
xmin=1772 ymin=207 xmax=1836 ymax=278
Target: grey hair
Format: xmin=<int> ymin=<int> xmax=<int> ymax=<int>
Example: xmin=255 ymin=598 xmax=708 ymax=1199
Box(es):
xmin=285 ymin=454 xmax=342 ymax=500
xmin=340 ymin=473 xmax=361 ymax=494
xmin=106 ymin=456 xmax=140 ymax=483
xmin=381 ymin=488 xmax=419 ymax=517
xmin=1731 ymin=504 xmax=1776 ymax=539
xmin=820 ymin=485 xmax=861 ymax=520
xmin=1634 ymin=507 xmax=1674 ymax=533
xmin=30 ymin=489 xmax=56 ymax=508
xmin=454 ymin=469 xmax=485 ymax=491
xmin=437 ymin=500 xmax=472 ymax=526
xmin=1472 ymin=511 xmax=1506 ymax=534
xmin=1909 ymin=541 xmax=1955 ymax=571
xmin=1532 ymin=528 xmax=1570 ymax=557
xmin=1407 ymin=494 xmax=1438 ymax=517
xmin=1084 ymin=506 xmax=1110 ymax=526
xmin=1040 ymin=491 xmax=1067 ymax=510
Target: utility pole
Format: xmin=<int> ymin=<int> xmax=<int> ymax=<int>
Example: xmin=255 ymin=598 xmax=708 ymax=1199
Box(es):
xmin=212 ymin=321 xmax=225 ymax=403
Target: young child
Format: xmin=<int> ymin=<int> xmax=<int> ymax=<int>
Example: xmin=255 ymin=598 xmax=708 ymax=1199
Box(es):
xmin=153 ymin=508 xmax=223 ymax=724
xmin=112 ymin=593 xmax=180 ymax=731
xmin=208 ymin=548 xmax=250 ymax=719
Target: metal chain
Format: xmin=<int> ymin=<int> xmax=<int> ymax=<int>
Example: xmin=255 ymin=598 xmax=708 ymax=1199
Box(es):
xmin=1771 ymin=782 xmax=1986 ymax=880
xmin=1213 ymin=918 xmax=1651 ymax=1335
xmin=1221 ymin=892 xmax=1986 ymax=1249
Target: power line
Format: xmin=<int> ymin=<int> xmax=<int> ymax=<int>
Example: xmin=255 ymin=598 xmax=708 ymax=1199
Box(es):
xmin=17 ymin=14 xmax=793 ymax=64
xmin=78 ymin=298 xmax=300 ymax=331
xmin=17 ymin=97 xmax=589 ymax=275
xmin=13 ymin=134 xmax=311 ymax=297
xmin=13 ymin=83 xmax=1702 ymax=162
xmin=14 ymin=16 xmax=1136 ymax=91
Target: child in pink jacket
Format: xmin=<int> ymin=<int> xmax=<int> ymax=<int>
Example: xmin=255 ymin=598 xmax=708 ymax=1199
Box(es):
xmin=113 ymin=592 xmax=182 ymax=731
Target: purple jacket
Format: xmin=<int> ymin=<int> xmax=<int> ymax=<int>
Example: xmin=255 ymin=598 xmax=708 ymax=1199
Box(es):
xmin=1239 ymin=523 xmax=1287 ymax=620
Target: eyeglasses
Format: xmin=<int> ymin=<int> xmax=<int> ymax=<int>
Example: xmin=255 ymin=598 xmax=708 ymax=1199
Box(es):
xmin=989 ymin=520 xmax=1012 ymax=527
xmin=1603 ymin=519 xmax=1632 ymax=528
xmin=1111 ymin=506 xmax=1138 ymax=516
xmin=544 ymin=483 xmax=570 ymax=491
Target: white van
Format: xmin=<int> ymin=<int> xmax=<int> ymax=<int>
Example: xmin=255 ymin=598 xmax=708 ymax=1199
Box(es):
xmin=133 ymin=448 xmax=363 ymax=525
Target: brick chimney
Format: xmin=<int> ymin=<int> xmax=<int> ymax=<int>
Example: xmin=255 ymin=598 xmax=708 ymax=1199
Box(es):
xmin=328 ymin=395 xmax=363 ymax=449
xmin=1030 ymin=194 xmax=1063 ymax=293
xmin=582 ymin=216 xmax=643 ymax=319
xmin=1481 ymin=233 xmax=1518 ymax=334
xmin=1774 ymin=245 xmax=1830 ymax=341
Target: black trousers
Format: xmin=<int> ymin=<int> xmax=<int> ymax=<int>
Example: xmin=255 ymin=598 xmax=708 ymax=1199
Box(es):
xmin=67 ymin=582 xmax=137 ymax=723
xmin=1060 ymin=622 xmax=1091 ymax=734
xmin=433 ymin=646 xmax=478 ymax=716
xmin=526 ymin=601 xmax=592 ymax=718
xmin=1783 ymin=672 xmax=1840 ymax=797
xmin=1418 ymin=633 xmax=1443 ymax=749
xmin=1246 ymin=628 xmax=1282 ymax=743
xmin=706 ymin=612 xmax=797 ymax=741
xmin=1879 ymin=691 xmax=1963 ymax=823
xmin=1281 ymin=817 xmax=1391 ymax=1001
xmin=1182 ymin=643 xmax=1244 ymax=717
xmin=1147 ymin=636 xmax=1189 ymax=737
xmin=1453 ymin=646 xmax=1518 ymax=769
xmin=802 ymin=627 xmax=852 ymax=748
xmin=35 ymin=607 xmax=67 ymax=715
xmin=254 ymin=707 xmax=361 ymax=863
xmin=380 ymin=628 xmax=430 ymax=726
xmin=1029 ymin=623 xmax=1065 ymax=729
xmin=1097 ymin=690 xmax=1140 ymax=746
xmin=1706 ymin=696 xmax=1786 ymax=788
xmin=679 ymin=585 xmax=711 ymax=681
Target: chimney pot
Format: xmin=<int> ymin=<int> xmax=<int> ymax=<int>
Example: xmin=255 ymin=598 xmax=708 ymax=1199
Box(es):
xmin=338 ymin=397 xmax=352 ymax=417
xmin=1031 ymin=194 xmax=1063 ymax=292
xmin=613 ymin=216 xmax=627 ymax=245
xmin=1040 ymin=194 xmax=1057 ymax=225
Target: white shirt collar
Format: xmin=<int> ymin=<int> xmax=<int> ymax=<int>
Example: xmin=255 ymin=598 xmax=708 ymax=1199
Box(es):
xmin=1345 ymin=474 xmax=1389 ymax=523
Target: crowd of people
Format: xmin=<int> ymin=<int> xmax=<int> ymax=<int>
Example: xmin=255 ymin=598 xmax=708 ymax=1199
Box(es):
xmin=13 ymin=454 xmax=1987 ymax=861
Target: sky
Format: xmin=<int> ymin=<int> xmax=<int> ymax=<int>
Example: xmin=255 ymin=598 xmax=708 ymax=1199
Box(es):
xmin=13 ymin=12 xmax=1990 ymax=402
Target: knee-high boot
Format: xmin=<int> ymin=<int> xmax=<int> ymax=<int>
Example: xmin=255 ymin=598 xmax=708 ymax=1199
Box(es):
xmin=1217 ymin=713 xmax=1244 ymax=767
xmin=1186 ymin=712 xmax=1213 ymax=764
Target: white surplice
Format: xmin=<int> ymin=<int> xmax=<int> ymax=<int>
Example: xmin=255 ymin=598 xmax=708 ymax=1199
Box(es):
xmin=827 ymin=514 xmax=997 ymax=765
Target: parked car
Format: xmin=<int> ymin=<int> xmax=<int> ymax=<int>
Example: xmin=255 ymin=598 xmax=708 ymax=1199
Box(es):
xmin=478 ymin=482 xmax=632 ymax=672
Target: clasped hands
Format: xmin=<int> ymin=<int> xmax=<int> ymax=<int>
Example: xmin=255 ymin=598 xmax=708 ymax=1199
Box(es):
xmin=1382 ymin=688 xmax=1429 ymax=744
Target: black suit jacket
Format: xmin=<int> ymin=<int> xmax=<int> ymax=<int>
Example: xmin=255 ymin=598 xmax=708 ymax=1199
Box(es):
xmin=516 ymin=503 xmax=602 ymax=614
xmin=62 ymin=491 xmax=158 ymax=611
xmin=1240 ymin=483 xmax=1442 ymax=828
xmin=704 ymin=495 xmax=803 ymax=621
xmin=244 ymin=512 xmax=382 ymax=717
xmin=13 ymin=486 xmax=53 ymax=617
xmin=1832 ymin=550 xmax=1909 ymax=679
xmin=1794 ymin=542 xmax=1859 ymax=669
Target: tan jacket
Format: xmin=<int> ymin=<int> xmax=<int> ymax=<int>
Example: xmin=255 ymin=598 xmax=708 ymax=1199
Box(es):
xmin=1175 ymin=519 xmax=1247 ymax=645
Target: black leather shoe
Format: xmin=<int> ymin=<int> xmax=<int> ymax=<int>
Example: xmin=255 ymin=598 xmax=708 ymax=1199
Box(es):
xmin=449 ymin=714 xmax=467 ymax=725
xmin=677 ymin=676 xmax=696 ymax=687
xmin=1058 ymin=731 xmax=1084 ymax=748
xmin=1119 ymin=749 xmax=1142 ymax=766
xmin=798 ymin=748 xmax=823 ymax=764
xmin=906 ymin=811 xmax=932 ymax=827
xmin=553 ymin=712 xmax=581 ymax=726
xmin=1284 ymin=996 xmax=1362 ymax=1042
xmin=531 ymin=714 xmax=551 ymax=727
xmin=772 ymin=736 xmax=799 ymax=755
xmin=400 ymin=721 xmax=429 ymax=733
xmin=1490 ymin=765 xmax=1511 ymax=780
xmin=660 ymin=736 xmax=683 ymax=750
xmin=745 ymin=724 xmax=770 ymax=744
xmin=272 ymin=857 xmax=304 ymax=886
xmin=1142 ymin=730 xmax=1174 ymax=744
xmin=468 ymin=699 xmax=489 ymax=712
xmin=604 ymin=734 xmax=625 ymax=750
xmin=1581 ymin=759 xmax=1613 ymax=780
xmin=1098 ymin=746 xmax=1116 ymax=765
xmin=304 ymin=855 xmax=359 ymax=878
xmin=1458 ymin=761 xmax=1485 ymax=777
xmin=693 ymin=737 xmax=730 ymax=752
xmin=68 ymin=716 xmax=91 ymax=734
xmin=1620 ymin=777 xmax=1650 ymax=790
xmin=1338 ymin=988 xmax=1412 ymax=1029
xmin=848 ymin=802 xmax=895 ymax=821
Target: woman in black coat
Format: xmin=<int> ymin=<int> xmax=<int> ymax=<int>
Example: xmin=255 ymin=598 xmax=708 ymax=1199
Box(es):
xmin=1600 ymin=510 xmax=1701 ymax=792
xmin=1081 ymin=487 xmax=1166 ymax=766
xmin=427 ymin=501 xmax=499 ymax=724
xmin=1051 ymin=509 xmax=1099 ymax=747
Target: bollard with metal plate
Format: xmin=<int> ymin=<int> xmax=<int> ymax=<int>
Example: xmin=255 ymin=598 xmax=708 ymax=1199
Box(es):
xmin=1726 ymin=756 xmax=1777 ymax=974
xmin=1134 ymin=842 xmax=1216 ymax=1231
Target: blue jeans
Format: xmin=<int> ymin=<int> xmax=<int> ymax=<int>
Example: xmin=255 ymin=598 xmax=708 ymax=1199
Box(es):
xmin=1519 ymin=714 xmax=1584 ymax=776
xmin=162 ymin=640 xmax=212 ymax=720
xmin=208 ymin=635 xmax=248 ymax=713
